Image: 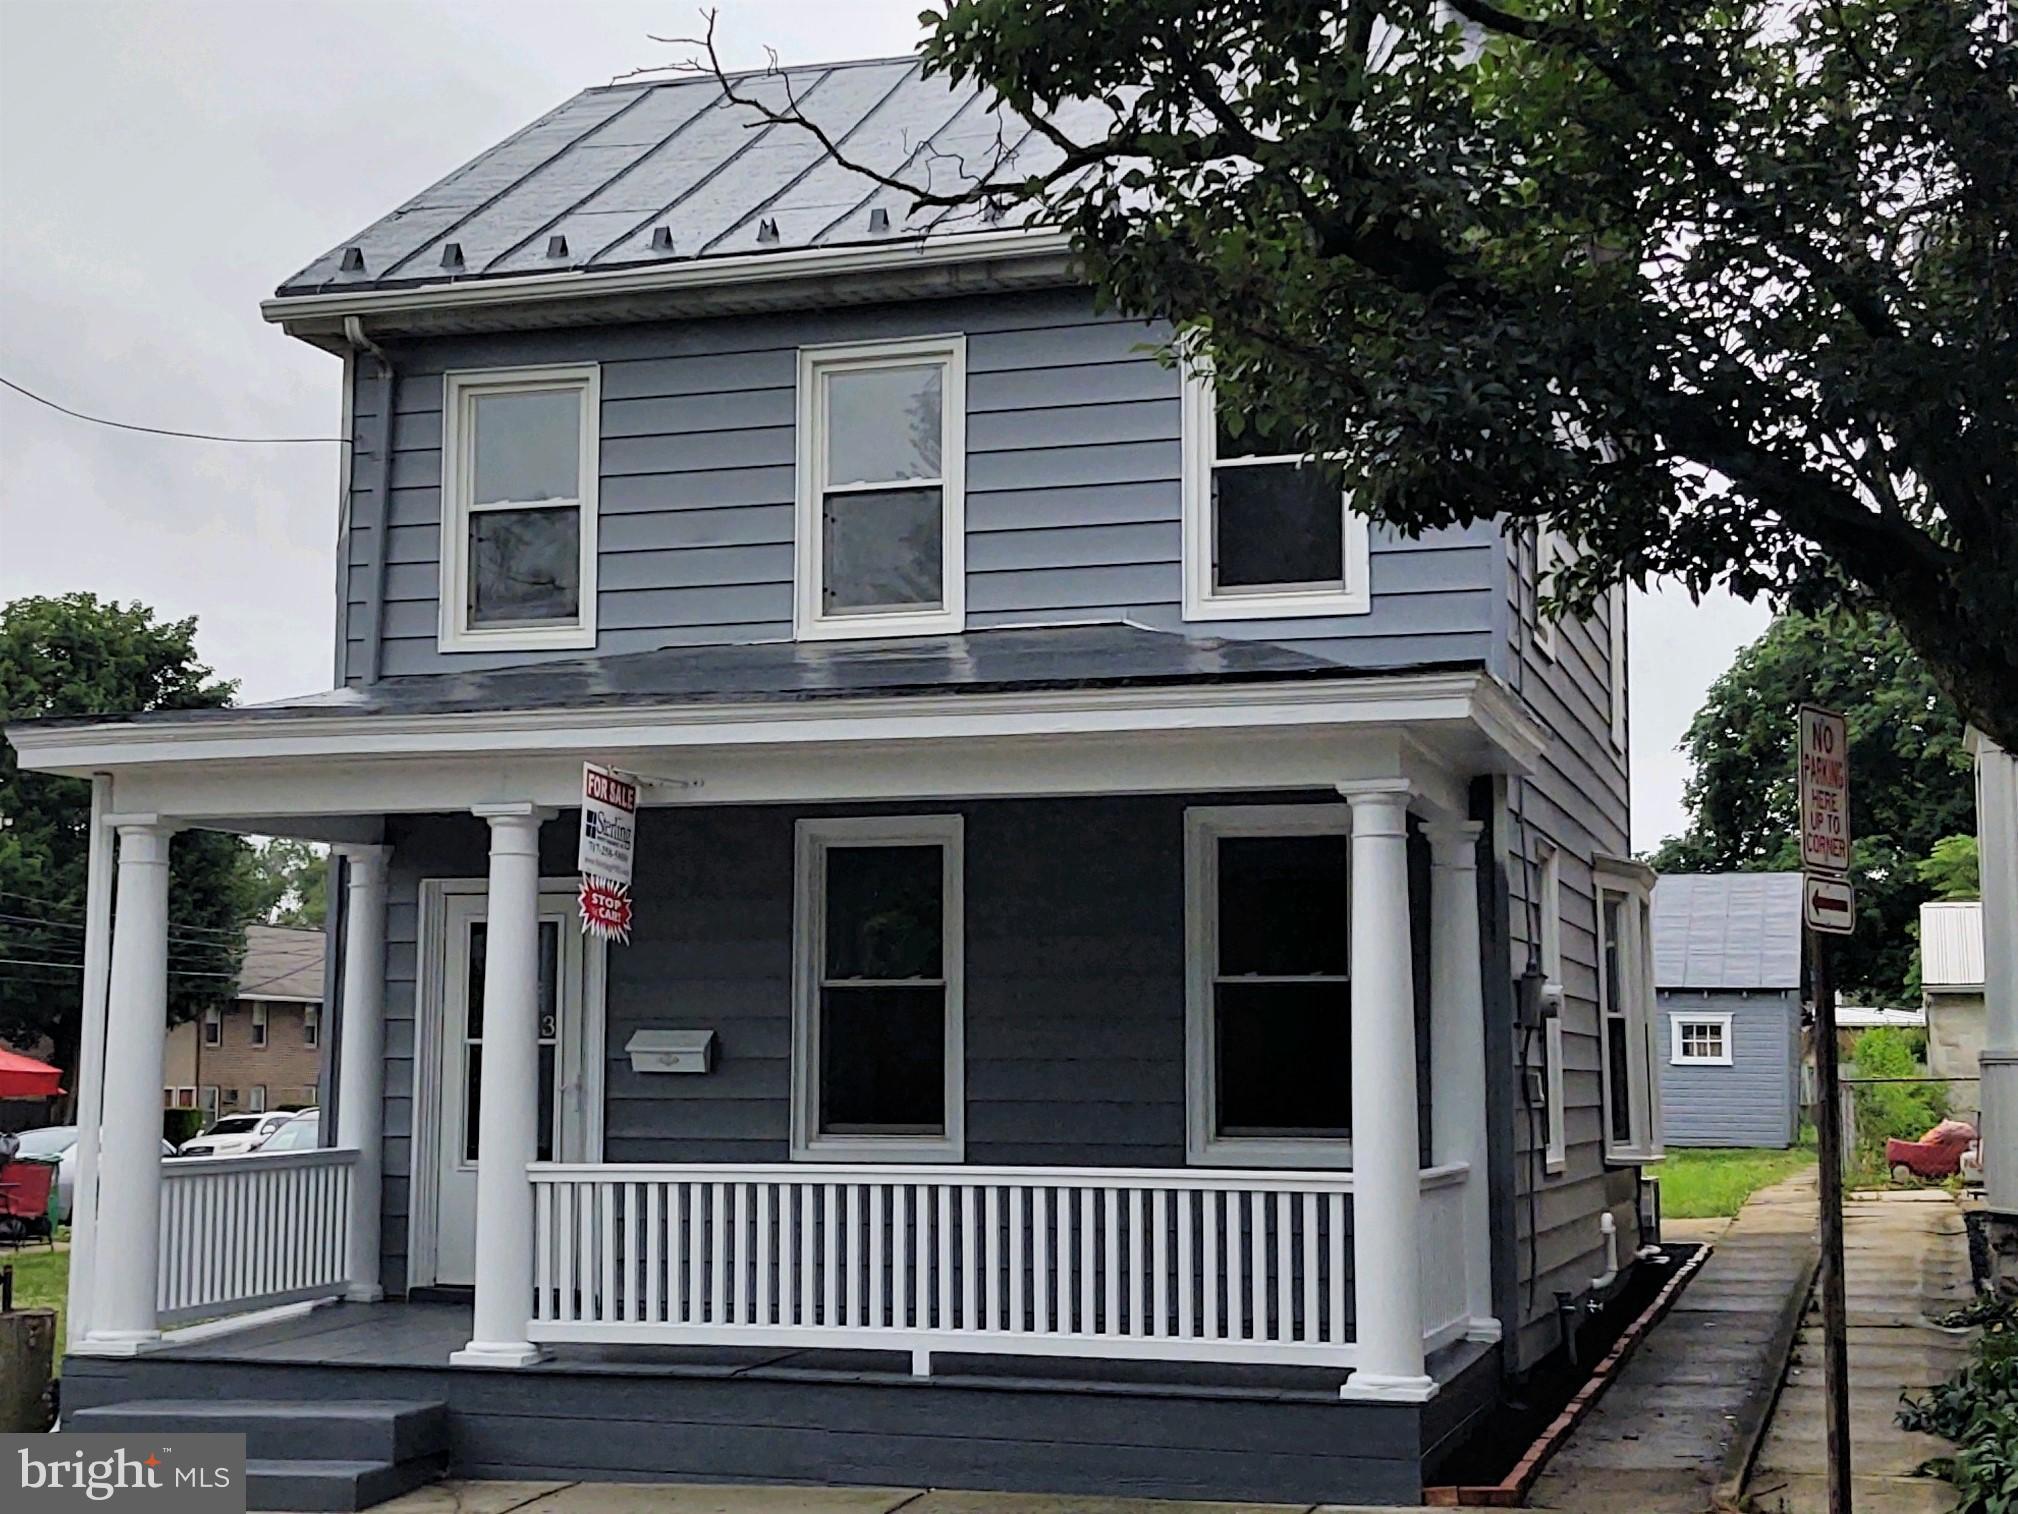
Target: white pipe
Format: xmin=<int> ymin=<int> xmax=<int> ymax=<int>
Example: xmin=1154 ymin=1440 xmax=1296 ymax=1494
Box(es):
xmin=65 ymin=774 xmax=116 ymax=1349
xmin=1589 ymin=1211 xmax=1621 ymax=1292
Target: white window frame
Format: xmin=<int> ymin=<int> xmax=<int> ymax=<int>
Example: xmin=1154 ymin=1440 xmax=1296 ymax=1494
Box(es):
xmin=438 ymin=363 xmax=601 ymax=654
xmin=202 ymin=1005 xmax=221 ymax=1047
xmin=1595 ymin=859 xmax=1664 ymax=1163
xmin=794 ymin=336 xmax=967 ymax=641
xmin=248 ymin=1084 xmax=268 ymax=1113
xmin=1183 ymin=803 xmax=1353 ymax=1168
xmin=1180 ymin=365 xmax=1371 ymax=621
xmin=250 ymin=1002 xmax=268 ymax=1048
xmin=304 ymin=1007 xmax=319 ymax=1049
xmin=790 ymin=814 xmax=965 ymax=1162
xmin=1671 ymin=1011 xmax=1735 ymax=1067
xmin=200 ymin=1086 xmax=220 ymax=1121
xmin=1544 ymin=1016 xmax=1567 ymax=1175
xmin=1538 ymin=844 xmax=1563 ymax=999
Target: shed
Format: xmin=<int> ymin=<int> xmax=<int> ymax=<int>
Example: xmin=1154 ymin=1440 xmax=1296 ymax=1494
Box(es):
xmin=1652 ymin=873 xmax=1806 ymax=1148
xmin=1920 ymin=899 xmax=1985 ymax=1118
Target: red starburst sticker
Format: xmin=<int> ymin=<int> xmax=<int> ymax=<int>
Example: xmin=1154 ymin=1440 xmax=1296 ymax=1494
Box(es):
xmin=579 ymin=874 xmax=633 ymax=943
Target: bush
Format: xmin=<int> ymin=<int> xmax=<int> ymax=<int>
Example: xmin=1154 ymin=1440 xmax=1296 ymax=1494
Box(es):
xmin=161 ymin=1108 xmax=204 ymax=1146
xmin=1898 ymin=1294 xmax=2018 ymax=1512
xmin=1851 ymin=1027 xmax=1949 ymax=1154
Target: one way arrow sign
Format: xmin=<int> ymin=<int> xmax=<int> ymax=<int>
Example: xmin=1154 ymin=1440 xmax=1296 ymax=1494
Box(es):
xmin=1804 ymin=875 xmax=1856 ymax=935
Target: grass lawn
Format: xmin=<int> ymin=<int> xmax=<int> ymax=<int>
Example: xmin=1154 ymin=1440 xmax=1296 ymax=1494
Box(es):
xmin=5 ymin=1245 xmax=69 ymax=1374
xmin=1656 ymin=1142 xmax=1816 ymax=1219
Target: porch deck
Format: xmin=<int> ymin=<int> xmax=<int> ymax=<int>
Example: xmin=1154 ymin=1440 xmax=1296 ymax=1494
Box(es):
xmin=64 ymin=1299 xmax=1499 ymax=1504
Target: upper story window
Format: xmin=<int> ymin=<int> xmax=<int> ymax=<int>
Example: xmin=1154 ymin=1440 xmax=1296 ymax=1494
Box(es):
xmin=795 ymin=337 xmax=967 ymax=641
xmin=250 ymin=1002 xmax=269 ymax=1048
xmin=1181 ymin=367 xmax=1371 ymax=621
xmin=1595 ymin=858 xmax=1663 ymax=1163
xmin=440 ymin=365 xmax=600 ymax=653
xmin=203 ymin=1005 xmax=221 ymax=1047
xmin=304 ymin=1007 xmax=320 ymax=1049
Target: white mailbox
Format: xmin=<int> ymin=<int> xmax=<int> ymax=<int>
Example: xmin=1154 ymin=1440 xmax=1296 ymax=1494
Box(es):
xmin=625 ymin=1028 xmax=716 ymax=1075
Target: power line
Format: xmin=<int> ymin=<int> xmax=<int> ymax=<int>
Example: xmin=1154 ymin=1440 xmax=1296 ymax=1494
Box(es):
xmin=0 ymin=891 xmax=251 ymax=942
xmin=0 ymin=956 xmax=240 ymax=980
xmin=0 ymin=374 xmax=348 ymax=445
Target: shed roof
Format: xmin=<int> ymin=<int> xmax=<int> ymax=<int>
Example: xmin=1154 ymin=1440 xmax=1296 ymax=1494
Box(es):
xmin=1652 ymin=873 xmax=1805 ymax=991
xmin=1920 ymin=900 xmax=1985 ymax=991
xmin=237 ymin=924 xmax=326 ymax=1004
xmin=276 ymin=58 xmax=1078 ymax=298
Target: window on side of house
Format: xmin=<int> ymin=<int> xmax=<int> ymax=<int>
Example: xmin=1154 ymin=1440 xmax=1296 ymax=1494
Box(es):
xmin=1181 ymin=368 xmax=1371 ymax=620
xmin=440 ymin=365 xmax=600 ymax=653
xmin=1671 ymin=1012 xmax=1734 ymax=1067
xmin=203 ymin=1006 xmax=221 ymax=1047
xmin=1184 ymin=804 xmax=1352 ymax=1166
xmin=795 ymin=337 xmax=966 ymax=640
xmin=201 ymin=1086 xmax=220 ymax=1121
xmin=250 ymin=1002 xmax=268 ymax=1048
xmin=1544 ymin=1015 xmax=1567 ymax=1175
xmin=1596 ymin=861 xmax=1663 ymax=1161
xmin=248 ymin=1085 xmax=267 ymax=1113
xmin=304 ymin=1007 xmax=319 ymax=1049
xmin=792 ymin=815 xmax=964 ymax=1161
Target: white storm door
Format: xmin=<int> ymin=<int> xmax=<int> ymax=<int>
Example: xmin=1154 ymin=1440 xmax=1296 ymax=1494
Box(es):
xmin=432 ymin=888 xmax=586 ymax=1288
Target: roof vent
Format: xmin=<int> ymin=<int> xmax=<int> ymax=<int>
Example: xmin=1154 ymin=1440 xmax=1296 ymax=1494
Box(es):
xmin=650 ymin=225 xmax=675 ymax=253
xmin=440 ymin=242 xmax=465 ymax=271
xmin=339 ymin=246 xmax=366 ymax=273
xmin=756 ymin=217 xmax=781 ymax=244
xmin=546 ymin=234 xmax=569 ymax=259
xmin=867 ymin=207 xmax=891 ymax=234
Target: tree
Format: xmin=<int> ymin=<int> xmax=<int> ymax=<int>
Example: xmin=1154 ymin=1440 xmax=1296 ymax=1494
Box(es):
xmin=1650 ymin=612 xmax=1973 ymax=1002
xmin=238 ymin=838 xmax=330 ymax=928
xmin=0 ymin=594 xmax=249 ymax=1086
xmin=685 ymin=0 xmax=2018 ymax=750
xmin=1917 ymin=834 xmax=1981 ymax=901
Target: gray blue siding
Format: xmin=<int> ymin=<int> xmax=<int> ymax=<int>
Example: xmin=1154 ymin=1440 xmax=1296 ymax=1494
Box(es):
xmin=341 ymin=286 xmax=1499 ymax=681
xmin=1657 ymin=989 xmax=1801 ymax=1149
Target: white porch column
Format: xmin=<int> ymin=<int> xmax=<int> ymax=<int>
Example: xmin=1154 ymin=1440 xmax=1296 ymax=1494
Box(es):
xmin=334 ymin=844 xmax=392 ymax=1301
xmin=451 ymin=804 xmax=548 ymax=1368
xmin=1425 ymin=820 xmax=1499 ymax=1344
xmin=1974 ymin=734 xmax=2018 ymax=1219
xmin=1340 ymin=782 xmax=1434 ymax=1400
xmin=86 ymin=819 xmax=175 ymax=1351
xmin=65 ymin=775 xmax=116 ymax=1350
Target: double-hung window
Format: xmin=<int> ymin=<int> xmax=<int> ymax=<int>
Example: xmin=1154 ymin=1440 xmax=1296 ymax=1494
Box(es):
xmin=1671 ymin=1013 xmax=1734 ymax=1067
xmin=1595 ymin=858 xmax=1663 ymax=1161
xmin=304 ymin=1007 xmax=319 ymax=1049
xmin=792 ymin=816 xmax=964 ymax=1161
xmin=250 ymin=1002 xmax=268 ymax=1048
xmin=440 ymin=365 xmax=600 ymax=652
xmin=203 ymin=1005 xmax=221 ymax=1048
xmin=1181 ymin=367 xmax=1370 ymax=620
xmin=796 ymin=337 xmax=966 ymax=639
xmin=1184 ymin=805 xmax=1352 ymax=1166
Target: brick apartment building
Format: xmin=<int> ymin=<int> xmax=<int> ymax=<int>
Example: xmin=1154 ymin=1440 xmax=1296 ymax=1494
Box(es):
xmin=163 ymin=924 xmax=326 ymax=1121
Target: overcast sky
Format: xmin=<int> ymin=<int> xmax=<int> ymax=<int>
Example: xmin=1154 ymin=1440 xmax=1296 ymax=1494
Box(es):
xmin=0 ymin=0 xmax=1773 ymax=852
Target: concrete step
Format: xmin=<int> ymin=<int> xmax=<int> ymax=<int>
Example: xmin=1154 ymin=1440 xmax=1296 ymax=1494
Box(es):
xmin=245 ymin=1456 xmax=442 ymax=1512
xmin=68 ymin=1399 xmax=447 ymax=1465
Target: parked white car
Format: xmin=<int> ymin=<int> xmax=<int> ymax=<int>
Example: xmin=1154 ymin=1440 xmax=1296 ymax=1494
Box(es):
xmin=251 ymin=1109 xmax=321 ymax=1153
xmin=179 ymin=1111 xmax=297 ymax=1158
xmin=10 ymin=1125 xmax=179 ymax=1225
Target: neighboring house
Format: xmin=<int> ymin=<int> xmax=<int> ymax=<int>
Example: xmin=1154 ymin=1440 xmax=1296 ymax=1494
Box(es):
xmin=1653 ymin=874 xmax=1805 ymax=1150
xmin=162 ymin=925 xmax=328 ymax=1120
xmin=1922 ymin=899 xmax=1986 ymax=1124
xmin=10 ymin=59 xmax=1658 ymax=1508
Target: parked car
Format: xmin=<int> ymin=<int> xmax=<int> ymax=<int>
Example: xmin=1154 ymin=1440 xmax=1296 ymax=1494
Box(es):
xmin=11 ymin=1125 xmax=180 ymax=1225
xmin=251 ymin=1110 xmax=321 ymax=1153
xmin=179 ymin=1111 xmax=296 ymax=1159
xmin=1886 ymin=1119 xmax=1979 ymax=1181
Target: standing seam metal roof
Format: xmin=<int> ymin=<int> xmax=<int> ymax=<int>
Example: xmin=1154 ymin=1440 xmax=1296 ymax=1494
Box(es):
xmin=1652 ymin=873 xmax=1806 ymax=991
xmin=277 ymin=58 xmax=1066 ymax=297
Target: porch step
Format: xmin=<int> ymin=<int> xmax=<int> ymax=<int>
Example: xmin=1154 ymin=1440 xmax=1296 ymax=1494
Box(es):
xmin=67 ymin=1400 xmax=447 ymax=1510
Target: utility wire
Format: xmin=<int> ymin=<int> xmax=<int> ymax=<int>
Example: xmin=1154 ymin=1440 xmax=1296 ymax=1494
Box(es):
xmin=0 ymin=374 xmax=348 ymax=445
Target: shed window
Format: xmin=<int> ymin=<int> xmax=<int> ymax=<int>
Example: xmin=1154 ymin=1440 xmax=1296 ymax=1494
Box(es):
xmin=440 ymin=366 xmax=600 ymax=652
xmin=1182 ymin=368 xmax=1369 ymax=620
xmin=1185 ymin=805 xmax=1352 ymax=1165
xmin=792 ymin=816 xmax=964 ymax=1161
xmin=796 ymin=337 xmax=966 ymax=639
xmin=1597 ymin=861 xmax=1663 ymax=1161
xmin=1671 ymin=1013 xmax=1734 ymax=1067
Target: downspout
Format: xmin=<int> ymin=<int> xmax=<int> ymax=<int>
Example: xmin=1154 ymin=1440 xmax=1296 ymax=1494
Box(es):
xmin=343 ymin=316 xmax=396 ymax=685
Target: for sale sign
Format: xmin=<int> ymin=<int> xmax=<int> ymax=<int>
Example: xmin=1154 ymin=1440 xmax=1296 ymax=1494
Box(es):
xmin=578 ymin=763 xmax=638 ymax=885
xmin=1797 ymin=705 xmax=1852 ymax=877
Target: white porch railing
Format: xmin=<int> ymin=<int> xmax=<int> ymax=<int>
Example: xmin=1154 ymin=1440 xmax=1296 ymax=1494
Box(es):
xmin=528 ymin=1162 xmax=1468 ymax=1371
xmin=157 ymin=1149 xmax=357 ymax=1326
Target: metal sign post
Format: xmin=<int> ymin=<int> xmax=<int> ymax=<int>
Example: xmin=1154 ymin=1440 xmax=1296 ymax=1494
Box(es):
xmin=1799 ymin=703 xmax=1854 ymax=1514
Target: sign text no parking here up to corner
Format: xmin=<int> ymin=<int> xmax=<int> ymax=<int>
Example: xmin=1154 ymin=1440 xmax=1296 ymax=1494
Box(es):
xmin=4 ymin=1434 xmax=245 ymax=1514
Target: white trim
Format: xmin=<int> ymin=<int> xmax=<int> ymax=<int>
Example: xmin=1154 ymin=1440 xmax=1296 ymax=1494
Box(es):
xmin=1608 ymin=584 xmax=1628 ymax=749
xmin=438 ymin=364 xmax=601 ymax=654
xmin=794 ymin=335 xmax=967 ymax=640
xmin=407 ymin=874 xmax=607 ymax=1290
xmin=1183 ymin=803 xmax=1353 ymax=1168
xmin=1670 ymin=1010 xmax=1735 ymax=1067
xmin=1180 ymin=366 xmax=1370 ymax=621
xmin=1595 ymin=860 xmax=1664 ymax=1163
xmin=791 ymin=814 xmax=965 ymax=1163
xmin=250 ymin=1002 xmax=268 ymax=1047
xmin=1538 ymin=844 xmax=1562 ymax=997
xmin=1544 ymin=1016 xmax=1567 ymax=1175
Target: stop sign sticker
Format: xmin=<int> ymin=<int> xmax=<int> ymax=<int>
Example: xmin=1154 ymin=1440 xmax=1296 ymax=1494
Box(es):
xmin=580 ymin=875 xmax=633 ymax=943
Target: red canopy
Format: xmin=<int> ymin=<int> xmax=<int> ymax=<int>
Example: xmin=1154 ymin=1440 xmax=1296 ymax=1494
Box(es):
xmin=0 ymin=1047 xmax=63 ymax=1099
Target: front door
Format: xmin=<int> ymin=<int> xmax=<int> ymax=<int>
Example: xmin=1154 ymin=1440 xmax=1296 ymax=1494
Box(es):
xmin=432 ymin=888 xmax=588 ymax=1287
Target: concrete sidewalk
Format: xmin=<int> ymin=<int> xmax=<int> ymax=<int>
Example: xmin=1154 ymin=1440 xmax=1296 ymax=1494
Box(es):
xmin=1527 ymin=1169 xmax=1820 ymax=1514
xmin=359 ymin=1482 xmax=1405 ymax=1514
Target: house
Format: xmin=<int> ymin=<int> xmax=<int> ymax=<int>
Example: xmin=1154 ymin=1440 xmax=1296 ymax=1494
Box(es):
xmin=6 ymin=58 xmax=1659 ymax=1508
xmin=1922 ymin=898 xmax=1986 ymax=1125
xmin=161 ymin=924 xmax=328 ymax=1120
xmin=1652 ymin=874 xmax=1804 ymax=1149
